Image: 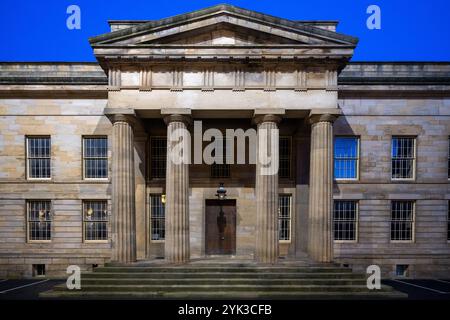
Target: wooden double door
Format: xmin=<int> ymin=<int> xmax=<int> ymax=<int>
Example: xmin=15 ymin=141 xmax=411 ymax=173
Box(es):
xmin=205 ymin=199 xmax=236 ymax=255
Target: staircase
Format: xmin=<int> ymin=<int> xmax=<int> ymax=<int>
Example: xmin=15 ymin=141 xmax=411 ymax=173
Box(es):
xmin=40 ymin=260 xmax=407 ymax=299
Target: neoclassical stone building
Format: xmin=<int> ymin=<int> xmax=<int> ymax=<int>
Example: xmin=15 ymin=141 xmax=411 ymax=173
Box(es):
xmin=0 ymin=5 xmax=449 ymax=278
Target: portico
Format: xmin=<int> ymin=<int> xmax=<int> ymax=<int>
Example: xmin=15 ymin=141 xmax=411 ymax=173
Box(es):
xmin=92 ymin=4 xmax=357 ymax=264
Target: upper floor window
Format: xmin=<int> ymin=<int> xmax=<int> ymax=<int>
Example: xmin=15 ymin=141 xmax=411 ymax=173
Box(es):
xmin=334 ymin=137 xmax=359 ymax=180
xmin=150 ymin=194 xmax=165 ymax=241
xmin=448 ymin=137 xmax=450 ymax=179
xmin=279 ymin=137 xmax=292 ymax=179
xmin=211 ymin=137 xmax=231 ymax=178
xmin=333 ymin=200 xmax=358 ymax=241
xmin=83 ymin=200 xmax=108 ymax=241
xmin=83 ymin=137 xmax=108 ymax=179
xmin=391 ymin=137 xmax=416 ymax=180
xmin=151 ymin=137 xmax=167 ymax=179
xmin=26 ymin=136 xmax=51 ymax=179
xmin=278 ymin=195 xmax=291 ymax=241
xmin=390 ymin=200 xmax=414 ymax=242
xmin=27 ymin=200 xmax=52 ymax=241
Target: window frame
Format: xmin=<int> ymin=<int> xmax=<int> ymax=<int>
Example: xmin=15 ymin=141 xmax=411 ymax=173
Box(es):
xmin=150 ymin=136 xmax=167 ymax=180
xmin=150 ymin=194 xmax=165 ymax=243
xmin=26 ymin=136 xmax=52 ymax=180
xmin=82 ymin=200 xmax=109 ymax=243
xmin=279 ymin=136 xmax=292 ymax=180
xmin=390 ymin=200 xmax=415 ymax=243
xmin=391 ymin=136 xmax=416 ymax=181
xmin=447 ymin=200 xmax=450 ymax=242
xmin=278 ymin=194 xmax=292 ymax=243
xmin=26 ymin=200 xmax=52 ymax=243
xmin=333 ymin=200 xmax=359 ymax=243
xmin=448 ymin=137 xmax=450 ymax=180
xmin=82 ymin=136 xmax=109 ymax=181
xmin=334 ymin=136 xmax=360 ymax=181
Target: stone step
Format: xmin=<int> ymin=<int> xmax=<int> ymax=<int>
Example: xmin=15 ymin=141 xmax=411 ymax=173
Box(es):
xmin=52 ymin=284 xmax=395 ymax=293
xmin=80 ymin=278 xmax=368 ymax=286
xmin=40 ymin=290 xmax=407 ymax=300
xmin=83 ymin=272 xmax=363 ymax=279
xmin=93 ymin=266 xmax=352 ymax=273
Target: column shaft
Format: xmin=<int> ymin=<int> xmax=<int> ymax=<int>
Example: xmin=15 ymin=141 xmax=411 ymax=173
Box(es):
xmin=165 ymin=117 xmax=190 ymax=263
xmin=255 ymin=118 xmax=280 ymax=264
xmin=308 ymin=118 xmax=334 ymax=262
xmin=112 ymin=120 xmax=136 ymax=263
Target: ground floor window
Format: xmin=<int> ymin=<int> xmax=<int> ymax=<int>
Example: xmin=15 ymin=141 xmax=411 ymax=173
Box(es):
xmin=448 ymin=201 xmax=450 ymax=241
xmin=278 ymin=195 xmax=291 ymax=241
xmin=150 ymin=194 xmax=165 ymax=241
xmin=390 ymin=200 xmax=414 ymax=241
xmin=27 ymin=200 xmax=52 ymax=241
xmin=83 ymin=200 xmax=108 ymax=241
xmin=333 ymin=200 xmax=358 ymax=241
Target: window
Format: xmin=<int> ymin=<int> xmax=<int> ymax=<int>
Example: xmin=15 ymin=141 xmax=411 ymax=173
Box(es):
xmin=26 ymin=136 xmax=51 ymax=179
xmin=448 ymin=201 xmax=450 ymax=241
xmin=395 ymin=265 xmax=409 ymax=277
xmin=150 ymin=194 xmax=165 ymax=241
xmin=211 ymin=137 xmax=231 ymax=178
xmin=27 ymin=200 xmax=52 ymax=241
xmin=32 ymin=264 xmax=46 ymax=277
xmin=83 ymin=200 xmax=108 ymax=241
xmin=448 ymin=137 xmax=450 ymax=179
xmin=278 ymin=195 xmax=291 ymax=241
xmin=391 ymin=137 xmax=415 ymax=180
xmin=334 ymin=137 xmax=359 ymax=180
xmin=333 ymin=200 xmax=358 ymax=241
xmin=151 ymin=137 xmax=166 ymax=179
xmin=83 ymin=137 xmax=108 ymax=179
xmin=390 ymin=201 xmax=414 ymax=241
xmin=279 ymin=137 xmax=292 ymax=179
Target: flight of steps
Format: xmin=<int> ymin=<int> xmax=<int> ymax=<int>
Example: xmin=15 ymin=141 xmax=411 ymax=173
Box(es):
xmin=40 ymin=261 xmax=407 ymax=299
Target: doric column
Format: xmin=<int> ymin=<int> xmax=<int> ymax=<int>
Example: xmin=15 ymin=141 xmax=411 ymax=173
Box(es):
xmin=254 ymin=114 xmax=281 ymax=264
xmin=110 ymin=113 xmax=137 ymax=263
xmin=164 ymin=114 xmax=191 ymax=264
xmin=307 ymin=110 xmax=340 ymax=263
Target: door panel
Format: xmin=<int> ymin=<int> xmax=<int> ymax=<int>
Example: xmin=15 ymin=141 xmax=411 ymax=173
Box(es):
xmin=205 ymin=199 xmax=236 ymax=255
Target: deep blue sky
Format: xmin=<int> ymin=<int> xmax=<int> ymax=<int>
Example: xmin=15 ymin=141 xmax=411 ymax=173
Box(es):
xmin=1 ymin=0 xmax=449 ymax=62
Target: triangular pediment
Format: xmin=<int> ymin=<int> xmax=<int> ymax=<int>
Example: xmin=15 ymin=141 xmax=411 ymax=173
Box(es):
xmin=90 ymin=4 xmax=358 ymax=47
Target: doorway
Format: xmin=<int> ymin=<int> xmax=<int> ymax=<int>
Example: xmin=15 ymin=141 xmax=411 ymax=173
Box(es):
xmin=205 ymin=199 xmax=236 ymax=255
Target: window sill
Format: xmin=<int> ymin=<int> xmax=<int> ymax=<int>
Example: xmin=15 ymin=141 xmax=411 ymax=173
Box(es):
xmin=334 ymin=240 xmax=358 ymax=244
xmin=151 ymin=240 xmax=165 ymax=243
xmin=83 ymin=240 xmax=109 ymax=244
xmin=390 ymin=240 xmax=415 ymax=244
xmin=28 ymin=240 xmax=51 ymax=243
xmin=279 ymin=240 xmax=291 ymax=244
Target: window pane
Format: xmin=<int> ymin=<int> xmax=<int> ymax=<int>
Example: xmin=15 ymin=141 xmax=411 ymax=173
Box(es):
xmin=84 ymin=200 xmax=108 ymax=241
xmin=334 ymin=137 xmax=358 ymax=179
xmin=27 ymin=137 xmax=51 ymax=179
xmin=151 ymin=138 xmax=167 ymax=179
xmin=390 ymin=201 xmax=414 ymax=241
xmin=28 ymin=200 xmax=52 ymax=241
xmin=391 ymin=137 xmax=415 ymax=179
xmin=151 ymin=195 xmax=165 ymax=240
xmin=333 ymin=200 xmax=357 ymax=241
xmin=278 ymin=195 xmax=291 ymax=241
xmin=279 ymin=137 xmax=291 ymax=179
xmin=83 ymin=137 xmax=108 ymax=179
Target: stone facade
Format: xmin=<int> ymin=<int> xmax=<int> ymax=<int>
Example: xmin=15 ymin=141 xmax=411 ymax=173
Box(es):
xmin=0 ymin=5 xmax=449 ymax=278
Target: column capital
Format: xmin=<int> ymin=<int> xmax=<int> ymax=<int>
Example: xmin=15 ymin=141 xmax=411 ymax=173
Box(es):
xmin=104 ymin=108 xmax=137 ymax=125
xmin=253 ymin=114 xmax=282 ymax=125
xmin=161 ymin=108 xmax=192 ymax=126
xmin=163 ymin=114 xmax=192 ymax=126
xmin=308 ymin=109 xmax=342 ymax=124
xmin=252 ymin=108 xmax=285 ymax=125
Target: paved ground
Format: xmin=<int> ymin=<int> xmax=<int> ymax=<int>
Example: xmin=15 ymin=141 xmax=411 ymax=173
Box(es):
xmin=0 ymin=278 xmax=449 ymax=300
